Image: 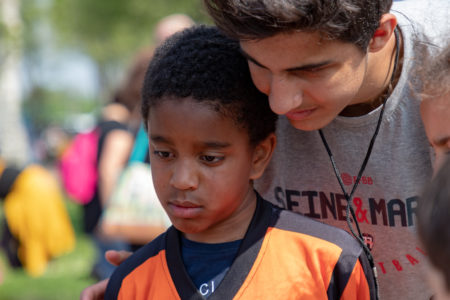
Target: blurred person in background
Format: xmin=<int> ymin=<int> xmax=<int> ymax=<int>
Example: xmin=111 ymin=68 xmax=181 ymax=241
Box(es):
xmin=419 ymin=43 xmax=450 ymax=176
xmin=417 ymin=43 xmax=450 ymax=300
xmin=417 ymin=157 xmax=450 ymax=300
xmin=83 ymin=99 xmax=138 ymax=281
xmin=0 ymin=156 xmax=75 ymax=278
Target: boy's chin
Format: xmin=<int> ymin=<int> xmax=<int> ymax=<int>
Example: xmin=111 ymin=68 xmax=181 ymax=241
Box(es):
xmin=171 ymin=220 xmax=204 ymax=235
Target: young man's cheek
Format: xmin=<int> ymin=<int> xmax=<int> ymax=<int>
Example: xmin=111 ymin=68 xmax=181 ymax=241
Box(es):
xmin=248 ymin=65 xmax=271 ymax=96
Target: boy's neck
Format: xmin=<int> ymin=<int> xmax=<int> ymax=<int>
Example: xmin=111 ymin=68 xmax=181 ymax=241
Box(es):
xmin=340 ymin=29 xmax=403 ymax=117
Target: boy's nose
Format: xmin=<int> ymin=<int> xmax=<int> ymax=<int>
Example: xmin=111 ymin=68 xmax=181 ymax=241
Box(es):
xmin=268 ymin=76 xmax=304 ymax=115
xmin=170 ymin=161 xmax=198 ymax=191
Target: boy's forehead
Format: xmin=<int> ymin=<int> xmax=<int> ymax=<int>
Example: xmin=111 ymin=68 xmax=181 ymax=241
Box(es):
xmin=148 ymin=97 xmax=250 ymax=146
xmin=149 ymin=96 xmax=221 ymax=120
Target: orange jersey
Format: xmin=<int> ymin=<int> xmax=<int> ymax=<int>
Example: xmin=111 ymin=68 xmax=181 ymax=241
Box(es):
xmin=106 ymin=195 xmax=376 ymax=299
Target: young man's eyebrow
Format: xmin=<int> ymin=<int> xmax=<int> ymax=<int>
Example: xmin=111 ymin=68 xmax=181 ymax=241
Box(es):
xmin=285 ymin=61 xmax=332 ymax=72
xmin=240 ymin=48 xmax=332 ymax=72
xmin=239 ymin=48 xmax=267 ymax=69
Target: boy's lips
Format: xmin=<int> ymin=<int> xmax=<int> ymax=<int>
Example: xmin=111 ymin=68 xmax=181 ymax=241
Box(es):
xmin=285 ymin=107 xmax=316 ymax=121
xmin=168 ymin=201 xmax=202 ymax=218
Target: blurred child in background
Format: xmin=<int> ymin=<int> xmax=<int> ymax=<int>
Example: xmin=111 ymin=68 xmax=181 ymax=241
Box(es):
xmin=0 ymin=157 xmax=75 ymax=277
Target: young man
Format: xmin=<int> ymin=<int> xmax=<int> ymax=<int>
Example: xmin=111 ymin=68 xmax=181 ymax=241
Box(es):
xmin=104 ymin=25 xmax=376 ymax=300
xmin=202 ymin=0 xmax=449 ymax=299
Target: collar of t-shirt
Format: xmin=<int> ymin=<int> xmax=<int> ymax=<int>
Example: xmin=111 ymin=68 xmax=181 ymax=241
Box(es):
xmin=181 ymin=236 xmax=242 ymax=298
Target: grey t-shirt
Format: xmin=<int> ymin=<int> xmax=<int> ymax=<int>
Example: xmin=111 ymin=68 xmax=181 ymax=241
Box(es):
xmin=255 ymin=1 xmax=449 ymax=299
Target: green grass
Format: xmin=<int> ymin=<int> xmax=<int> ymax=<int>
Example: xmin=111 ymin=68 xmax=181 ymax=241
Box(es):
xmin=0 ymin=200 xmax=98 ymax=300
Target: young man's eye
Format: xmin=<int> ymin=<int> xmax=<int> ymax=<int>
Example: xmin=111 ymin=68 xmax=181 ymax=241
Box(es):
xmin=294 ymin=67 xmax=322 ymax=77
xmin=200 ymin=155 xmax=224 ymax=164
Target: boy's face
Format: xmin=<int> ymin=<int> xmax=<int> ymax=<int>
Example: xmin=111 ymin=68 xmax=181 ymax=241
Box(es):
xmin=148 ymin=97 xmax=260 ymax=243
xmin=240 ymin=31 xmax=369 ymax=131
xmin=420 ymin=94 xmax=450 ymax=174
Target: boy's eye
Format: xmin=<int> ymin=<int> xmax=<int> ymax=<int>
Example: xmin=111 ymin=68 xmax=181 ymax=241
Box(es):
xmin=153 ymin=150 xmax=173 ymax=160
xmin=200 ymin=155 xmax=224 ymax=164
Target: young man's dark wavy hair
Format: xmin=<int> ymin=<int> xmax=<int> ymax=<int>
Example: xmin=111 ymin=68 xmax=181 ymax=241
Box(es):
xmin=141 ymin=25 xmax=277 ymax=146
xmin=203 ymin=0 xmax=393 ymax=51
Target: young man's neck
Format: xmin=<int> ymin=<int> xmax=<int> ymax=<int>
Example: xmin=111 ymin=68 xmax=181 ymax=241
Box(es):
xmin=340 ymin=29 xmax=403 ymax=117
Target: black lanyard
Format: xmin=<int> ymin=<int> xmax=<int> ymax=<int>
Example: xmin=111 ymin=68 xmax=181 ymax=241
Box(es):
xmin=318 ymin=27 xmax=400 ymax=300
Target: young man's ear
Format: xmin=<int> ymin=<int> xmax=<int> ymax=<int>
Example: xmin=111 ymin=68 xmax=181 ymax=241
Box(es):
xmin=250 ymin=133 xmax=276 ymax=180
xmin=368 ymin=13 xmax=398 ymax=53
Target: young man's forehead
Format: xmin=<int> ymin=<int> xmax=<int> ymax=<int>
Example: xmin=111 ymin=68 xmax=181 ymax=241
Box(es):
xmin=239 ymin=31 xmax=361 ymax=70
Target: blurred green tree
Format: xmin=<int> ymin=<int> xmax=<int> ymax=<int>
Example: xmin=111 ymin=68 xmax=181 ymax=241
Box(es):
xmin=49 ymin=0 xmax=210 ymax=99
xmin=0 ymin=0 xmax=30 ymax=165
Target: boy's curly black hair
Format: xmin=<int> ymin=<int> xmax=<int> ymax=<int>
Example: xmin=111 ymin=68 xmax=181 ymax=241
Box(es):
xmin=141 ymin=25 xmax=277 ymax=146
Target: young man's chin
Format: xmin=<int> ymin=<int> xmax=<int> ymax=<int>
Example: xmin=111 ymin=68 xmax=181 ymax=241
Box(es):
xmin=287 ymin=117 xmax=330 ymax=132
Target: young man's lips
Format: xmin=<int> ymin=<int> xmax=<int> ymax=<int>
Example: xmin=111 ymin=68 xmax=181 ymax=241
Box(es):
xmin=285 ymin=108 xmax=316 ymax=121
xmin=168 ymin=202 xmax=202 ymax=218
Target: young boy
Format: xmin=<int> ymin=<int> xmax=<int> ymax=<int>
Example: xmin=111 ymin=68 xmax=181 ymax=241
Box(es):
xmin=417 ymin=43 xmax=450 ymax=300
xmin=104 ymin=26 xmax=376 ymax=300
xmin=203 ymin=0 xmax=449 ymax=298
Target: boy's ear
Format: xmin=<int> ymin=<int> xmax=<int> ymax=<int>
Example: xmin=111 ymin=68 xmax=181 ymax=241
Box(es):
xmin=250 ymin=133 xmax=276 ymax=180
xmin=368 ymin=13 xmax=397 ymax=53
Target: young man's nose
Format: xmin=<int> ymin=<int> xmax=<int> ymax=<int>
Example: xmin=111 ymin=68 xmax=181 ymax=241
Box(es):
xmin=169 ymin=161 xmax=198 ymax=191
xmin=268 ymin=76 xmax=304 ymax=115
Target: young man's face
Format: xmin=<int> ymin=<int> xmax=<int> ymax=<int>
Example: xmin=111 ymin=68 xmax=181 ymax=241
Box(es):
xmin=240 ymin=31 xmax=368 ymax=131
xmin=148 ymin=97 xmax=259 ymax=243
xmin=420 ymin=94 xmax=450 ymax=174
